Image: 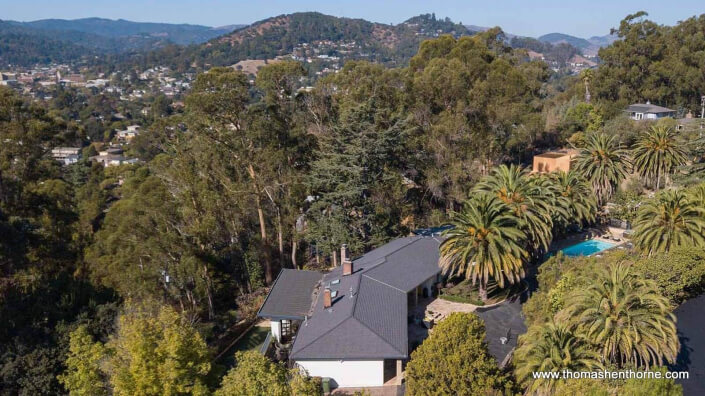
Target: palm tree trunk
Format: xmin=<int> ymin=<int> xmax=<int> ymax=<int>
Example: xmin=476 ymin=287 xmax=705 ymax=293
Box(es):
xmin=479 ymin=282 xmax=488 ymax=302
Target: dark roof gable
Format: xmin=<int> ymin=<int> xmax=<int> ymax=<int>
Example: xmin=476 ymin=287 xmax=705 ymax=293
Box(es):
xmin=257 ymin=269 xmax=323 ymax=320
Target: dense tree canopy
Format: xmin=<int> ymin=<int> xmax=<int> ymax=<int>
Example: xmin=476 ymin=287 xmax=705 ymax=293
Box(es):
xmin=594 ymin=12 xmax=705 ymax=113
xmin=4 ymin=10 xmax=705 ymax=394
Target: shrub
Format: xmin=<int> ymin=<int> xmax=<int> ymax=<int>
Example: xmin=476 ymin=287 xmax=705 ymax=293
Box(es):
xmin=406 ymin=312 xmax=515 ymax=395
xmin=634 ymin=247 xmax=705 ymax=305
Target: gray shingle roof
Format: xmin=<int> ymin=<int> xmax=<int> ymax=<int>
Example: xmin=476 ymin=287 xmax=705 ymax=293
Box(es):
xmin=362 ymin=237 xmax=444 ymax=292
xmin=476 ymin=298 xmax=527 ymax=365
xmin=257 ymin=269 xmax=323 ymax=320
xmin=288 ymin=235 xmax=442 ymax=360
xmin=626 ymin=103 xmax=676 ymax=114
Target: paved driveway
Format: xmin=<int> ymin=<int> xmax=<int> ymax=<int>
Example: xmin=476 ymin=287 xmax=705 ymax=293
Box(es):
xmin=671 ymin=294 xmax=705 ymax=395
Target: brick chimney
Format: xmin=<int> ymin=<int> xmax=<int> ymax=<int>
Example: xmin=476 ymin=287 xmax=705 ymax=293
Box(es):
xmin=343 ymin=259 xmax=353 ymax=276
xmin=340 ymin=244 xmax=348 ymax=265
xmin=323 ymin=288 xmax=332 ymax=309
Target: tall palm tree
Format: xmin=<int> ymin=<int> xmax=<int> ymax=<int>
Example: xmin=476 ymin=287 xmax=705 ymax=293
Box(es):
xmin=573 ymin=132 xmax=630 ymax=206
xmin=632 ymin=190 xmax=705 ymax=255
xmin=474 ymin=164 xmax=558 ymax=253
xmin=559 ymin=263 xmax=679 ymax=368
xmin=580 ymin=69 xmax=593 ymax=103
xmin=514 ymin=321 xmax=602 ymax=395
xmin=550 ymin=170 xmax=597 ymax=231
xmin=632 ymin=126 xmax=687 ymax=191
xmin=440 ymin=194 xmax=527 ymax=301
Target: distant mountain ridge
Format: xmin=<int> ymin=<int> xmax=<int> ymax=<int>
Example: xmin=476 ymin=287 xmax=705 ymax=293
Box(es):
xmin=10 ymin=17 xmax=241 ymax=45
xmin=0 ymin=12 xmax=618 ymax=69
xmin=538 ymin=32 xmax=617 ymax=56
xmin=177 ymin=12 xmax=477 ymax=68
xmin=0 ymin=17 xmax=245 ymax=66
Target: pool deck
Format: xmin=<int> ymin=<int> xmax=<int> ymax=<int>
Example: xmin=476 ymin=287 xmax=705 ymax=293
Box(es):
xmin=549 ymin=226 xmax=628 ymax=256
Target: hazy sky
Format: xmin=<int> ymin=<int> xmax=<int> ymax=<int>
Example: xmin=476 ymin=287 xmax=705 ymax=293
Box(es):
xmin=2 ymin=0 xmax=703 ymax=38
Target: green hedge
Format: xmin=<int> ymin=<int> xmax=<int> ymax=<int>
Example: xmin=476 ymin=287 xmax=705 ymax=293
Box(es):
xmin=439 ymin=294 xmax=485 ymax=306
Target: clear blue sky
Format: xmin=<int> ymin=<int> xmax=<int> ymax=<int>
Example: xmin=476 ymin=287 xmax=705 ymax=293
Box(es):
xmin=1 ymin=0 xmax=703 ymax=38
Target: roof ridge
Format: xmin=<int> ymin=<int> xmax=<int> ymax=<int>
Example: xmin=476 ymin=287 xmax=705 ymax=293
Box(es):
xmin=350 ymin=315 xmax=406 ymax=356
xmin=355 ymin=237 xmax=417 ymax=263
xmin=361 ymin=273 xmax=406 ymax=293
xmin=292 ymin=316 xmax=405 ymax=359
xmin=352 ymin=277 xmax=407 ymax=355
xmin=291 ymin=314 xmax=351 ymax=357
xmin=256 ymin=267 xmax=287 ymax=318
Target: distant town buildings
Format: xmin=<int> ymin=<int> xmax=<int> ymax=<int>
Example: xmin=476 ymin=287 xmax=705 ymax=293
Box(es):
xmin=51 ymin=147 xmax=82 ymax=165
xmin=117 ymin=125 xmax=141 ymax=141
xmin=90 ymin=146 xmax=138 ymax=167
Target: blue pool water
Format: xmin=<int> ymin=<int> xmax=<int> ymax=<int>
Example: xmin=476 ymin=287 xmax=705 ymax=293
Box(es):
xmin=559 ymin=239 xmax=616 ymax=257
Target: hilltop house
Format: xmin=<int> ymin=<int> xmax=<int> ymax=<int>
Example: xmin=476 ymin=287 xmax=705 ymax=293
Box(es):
xmin=531 ymin=149 xmax=578 ymax=174
xmin=51 ymin=147 xmax=81 ymax=165
xmin=257 ymin=235 xmax=443 ymax=388
xmin=89 ymin=146 xmax=138 ymax=167
xmin=626 ymin=102 xmax=676 ymax=120
xmin=117 ymin=125 xmax=141 ymax=141
xmin=677 ymin=111 xmax=705 ymax=131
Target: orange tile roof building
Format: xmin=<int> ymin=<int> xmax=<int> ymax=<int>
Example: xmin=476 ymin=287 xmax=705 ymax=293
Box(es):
xmin=532 ymin=149 xmax=578 ymax=174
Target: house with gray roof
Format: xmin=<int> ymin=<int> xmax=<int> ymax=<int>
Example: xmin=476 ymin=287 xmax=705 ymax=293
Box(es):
xmin=257 ymin=235 xmax=443 ymax=388
xmin=626 ymin=102 xmax=676 ymax=120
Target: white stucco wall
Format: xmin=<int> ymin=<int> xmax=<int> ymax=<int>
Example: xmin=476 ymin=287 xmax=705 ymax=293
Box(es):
xmin=270 ymin=320 xmax=281 ymax=342
xmin=296 ymin=359 xmax=384 ymax=388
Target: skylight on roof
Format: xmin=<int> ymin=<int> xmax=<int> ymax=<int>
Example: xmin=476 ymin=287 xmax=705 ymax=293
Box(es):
xmin=331 ymin=279 xmax=340 ymax=285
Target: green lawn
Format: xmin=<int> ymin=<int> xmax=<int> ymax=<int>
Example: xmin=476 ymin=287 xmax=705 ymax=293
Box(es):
xmin=219 ymin=325 xmax=271 ymax=368
xmin=232 ymin=326 xmax=270 ymax=353
xmin=440 ymin=279 xmax=525 ymax=306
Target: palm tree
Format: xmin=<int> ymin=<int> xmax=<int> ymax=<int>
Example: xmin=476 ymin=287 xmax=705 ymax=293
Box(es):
xmin=687 ymin=182 xmax=705 ymax=208
xmin=474 ymin=164 xmax=558 ymax=253
xmin=559 ymin=263 xmax=679 ymax=368
xmin=440 ymin=194 xmax=527 ymax=301
xmin=573 ymin=132 xmax=630 ymax=206
xmin=632 ymin=126 xmax=687 ymax=191
xmin=550 ymin=170 xmax=597 ymax=231
xmin=580 ymin=69 xmax=593 ymax=103
xmin=514 ymin=321 xmax=602 ymax=395
xmin=632 ymin=190 xmax=705 ymax=255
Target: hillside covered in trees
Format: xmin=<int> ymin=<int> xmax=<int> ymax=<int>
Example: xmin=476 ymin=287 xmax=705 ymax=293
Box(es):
xmin=113 ymin=12 xmax=478 ymax=72
xmin=0 ymin=18 xmax=236 ymax=67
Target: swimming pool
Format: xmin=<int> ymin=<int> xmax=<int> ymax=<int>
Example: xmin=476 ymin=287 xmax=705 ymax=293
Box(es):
xmin=558 ymin=239 xmax=616 ymax=257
